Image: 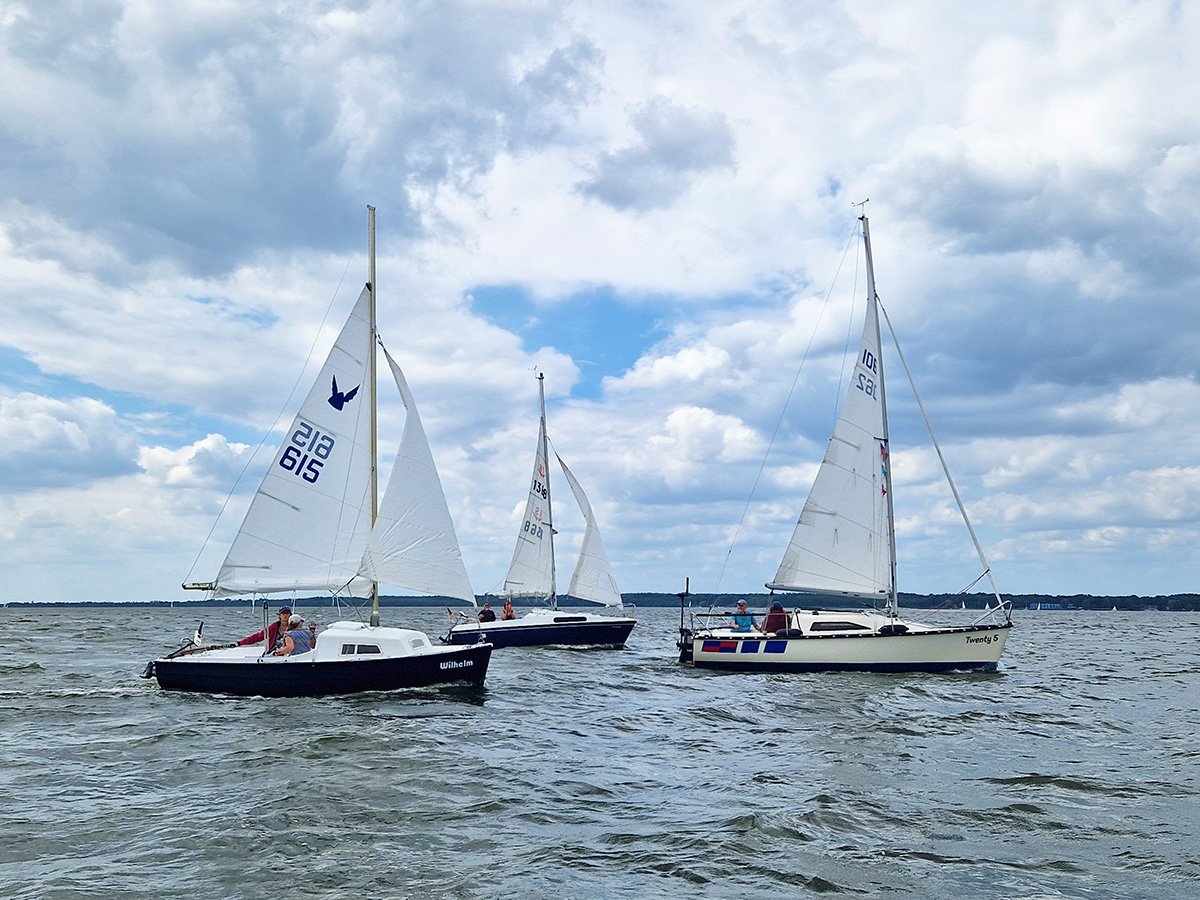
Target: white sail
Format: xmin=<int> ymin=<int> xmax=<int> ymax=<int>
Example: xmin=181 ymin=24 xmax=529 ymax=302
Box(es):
xmin=556 ymin=454 xmax=623 ymax=608
xmin=768 ymin=279 xmax=893 ymax=599
xmin=213 ymin=285 xmax=375 ymax=598
xmin=500 ymin=416 xmax=556 ymax=600
xmin=358 ymin=347 xmax=476 ymax=604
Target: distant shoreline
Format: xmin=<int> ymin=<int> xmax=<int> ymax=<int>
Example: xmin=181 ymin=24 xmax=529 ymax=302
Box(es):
xmin=4 ymin=591 xmax=1199 ymax=611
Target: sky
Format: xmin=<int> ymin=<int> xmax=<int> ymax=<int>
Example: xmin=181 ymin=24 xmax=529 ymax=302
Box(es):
xmin=4 ymin=0 xmax=1200 ymax=604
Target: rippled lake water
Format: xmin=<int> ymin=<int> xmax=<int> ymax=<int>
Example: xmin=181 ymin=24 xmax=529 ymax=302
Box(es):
xmin=1 ymin=605 xmax=1196 ymax=899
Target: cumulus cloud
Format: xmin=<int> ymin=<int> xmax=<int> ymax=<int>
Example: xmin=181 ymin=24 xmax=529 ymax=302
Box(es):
xmin=138 ymin=433 xmax=254 ymax=489
xmin=576 ymin=97 xmax=736 ymax=211
xmin=0 ymin=1 xmax=605 ymax=273
xmin=5 ymin=0 xmax=1200 ymax=601
xmin=0 ymin=392 xmax=138 ymax=490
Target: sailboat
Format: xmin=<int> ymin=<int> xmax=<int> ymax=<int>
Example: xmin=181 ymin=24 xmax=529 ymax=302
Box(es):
xmin=145 ymin=207 xmax=492 ymax=696
xmin=443 ymin=373 xmax=636 ymax=648
xmin=678 ymin=215 xmax=1013 ymax=672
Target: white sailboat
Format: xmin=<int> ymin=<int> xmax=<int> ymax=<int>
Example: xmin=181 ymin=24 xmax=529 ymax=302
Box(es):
xmin=679 ymin=214 xmax=1013 ymax=672
xmin=444 ymin=373 xmax=636 ymax=647
xmin=145 ymin=207 xmax=492 ymax=696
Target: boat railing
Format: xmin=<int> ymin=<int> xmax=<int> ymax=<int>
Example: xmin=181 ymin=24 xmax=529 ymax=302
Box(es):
xmin=684 ymin=605 xmax=800 ymax=635
xmin=972 ymin=598 xmax=1013 ymax=627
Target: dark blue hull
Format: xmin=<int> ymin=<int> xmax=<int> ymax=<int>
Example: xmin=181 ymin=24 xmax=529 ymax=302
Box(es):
xmin=151 ymin=643 xmax=492 ymax=697
xmin=446 ymin=618 xmax=635 ymax=648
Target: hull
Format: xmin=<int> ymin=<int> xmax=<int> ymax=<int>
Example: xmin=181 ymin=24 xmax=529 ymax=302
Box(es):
xmin=152 ymin=642 xmax=492 ymax=697
xmin=446 ymin=611 xmax=636 ymax=648
xmin=683 ymin=622 xmax=1012 ymax=673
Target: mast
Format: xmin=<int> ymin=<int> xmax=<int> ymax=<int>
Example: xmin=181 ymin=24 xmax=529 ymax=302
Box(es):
xmin=368 ymin=205 xmax=380 ymax=628
xmin=861 ymin=215 xmax=899 ymax=615
xmin=538 ymin=372 xmax=558 ymax=610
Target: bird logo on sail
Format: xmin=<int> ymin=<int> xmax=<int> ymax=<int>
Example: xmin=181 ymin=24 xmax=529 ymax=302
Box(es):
xmin=328 ymin=376 xmax=360 ymax=411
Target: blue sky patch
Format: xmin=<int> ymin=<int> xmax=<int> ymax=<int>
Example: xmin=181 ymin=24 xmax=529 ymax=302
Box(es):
xmin=468 ymin=284 xmax=670 ymax=399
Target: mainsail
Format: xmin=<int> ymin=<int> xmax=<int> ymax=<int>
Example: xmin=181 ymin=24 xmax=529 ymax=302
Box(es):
xmin=213 ymin=286 xmax=375 ymax=598
xmin=501 ymin=414 xmax=556 ymax=600
xmin=768 ymin=264 xmax=894 ymax=600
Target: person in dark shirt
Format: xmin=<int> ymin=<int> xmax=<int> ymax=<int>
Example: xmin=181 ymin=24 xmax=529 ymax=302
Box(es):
xmin=477 ymin=601 xmax=497 ymax=623
xmin=501 ymin=600 xmax=517 ymax=620
xmin=759 ymin=600 xmax=788 ymax=634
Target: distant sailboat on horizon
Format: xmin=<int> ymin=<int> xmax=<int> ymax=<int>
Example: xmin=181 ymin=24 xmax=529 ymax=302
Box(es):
xmin=444 ymin=373 xmax=636 ymax=648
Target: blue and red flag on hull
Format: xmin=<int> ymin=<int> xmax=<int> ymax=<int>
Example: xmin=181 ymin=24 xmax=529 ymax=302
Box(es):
xmin=701 ymin=640 xmax=738 ymax=653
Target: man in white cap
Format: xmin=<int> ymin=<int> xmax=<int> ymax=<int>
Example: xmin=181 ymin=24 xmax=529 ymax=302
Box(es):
xmin=272 ymin=613 xmax=314 ymax=656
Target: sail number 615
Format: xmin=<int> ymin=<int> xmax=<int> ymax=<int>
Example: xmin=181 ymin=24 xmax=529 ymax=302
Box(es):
xmin=279 ymin=421 xmax=336 ymax=483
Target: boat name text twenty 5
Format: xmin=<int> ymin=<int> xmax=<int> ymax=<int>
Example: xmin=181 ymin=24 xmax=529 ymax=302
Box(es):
xmin=966 ymin=633 xmax=999 ymax=645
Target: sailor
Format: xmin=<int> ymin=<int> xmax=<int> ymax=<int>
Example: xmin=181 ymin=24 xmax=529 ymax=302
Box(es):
xmin=230 ymin=606 xmax=292 ymax=649
xmin=758 ymin=600 xmax=788 ymax=634
xmin=273 ymin=614 xmax=314 ymax=656
xmin=729 ymin=600 xmax=756 ymax=633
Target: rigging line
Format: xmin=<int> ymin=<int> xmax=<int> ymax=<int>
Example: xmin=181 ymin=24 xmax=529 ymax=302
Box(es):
xmin=876 ymin=298 xmax=1007 ymax=618
xmin=953 ymin=571 xmax=988 ymax=595
xmin=713 ymin=224 xmax=861 ymax=592
xmin=184 ymin=252 xmax=358 ymax=584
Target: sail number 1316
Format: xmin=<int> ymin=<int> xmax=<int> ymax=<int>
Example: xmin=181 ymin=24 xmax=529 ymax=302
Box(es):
xmin=279 ymin=421 xmax=335 ymax=483
xmin=857 ymin=349 xmax=878 ymax=398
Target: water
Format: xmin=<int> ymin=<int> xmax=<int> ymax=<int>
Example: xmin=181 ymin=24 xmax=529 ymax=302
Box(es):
xmin=1 ymin=605 xmax=1196 ymax=899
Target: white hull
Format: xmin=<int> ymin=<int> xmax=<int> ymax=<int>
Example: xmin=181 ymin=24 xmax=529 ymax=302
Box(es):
xmin=682 ymin=609 xmax=1011 ymax=672
xmin=684 ymin=216 xmax=1014 ymax=674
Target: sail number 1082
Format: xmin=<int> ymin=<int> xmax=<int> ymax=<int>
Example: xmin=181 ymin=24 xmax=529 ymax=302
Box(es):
xmin=856 ymin=349 xmax=878 ymax=398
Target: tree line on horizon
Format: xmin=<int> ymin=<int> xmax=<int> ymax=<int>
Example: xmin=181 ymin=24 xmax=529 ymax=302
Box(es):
xmin=5 ymin=592 xmax=1199 ymax=611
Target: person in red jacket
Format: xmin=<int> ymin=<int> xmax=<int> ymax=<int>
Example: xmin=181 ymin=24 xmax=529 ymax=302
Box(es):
xmin=234 ymin=606 xmax=292 ymax=649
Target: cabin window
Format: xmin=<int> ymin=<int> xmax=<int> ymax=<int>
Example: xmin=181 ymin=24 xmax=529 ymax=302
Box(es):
xmin=411 ymin=638 xmax=426 ymax=648
xmin=553 ymin=616 xmax=588 ymax=624
xmin=809 ymin=621 xmax=870 ymax=632
xmin=340 ymin=643 xmax=382 ymax=655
